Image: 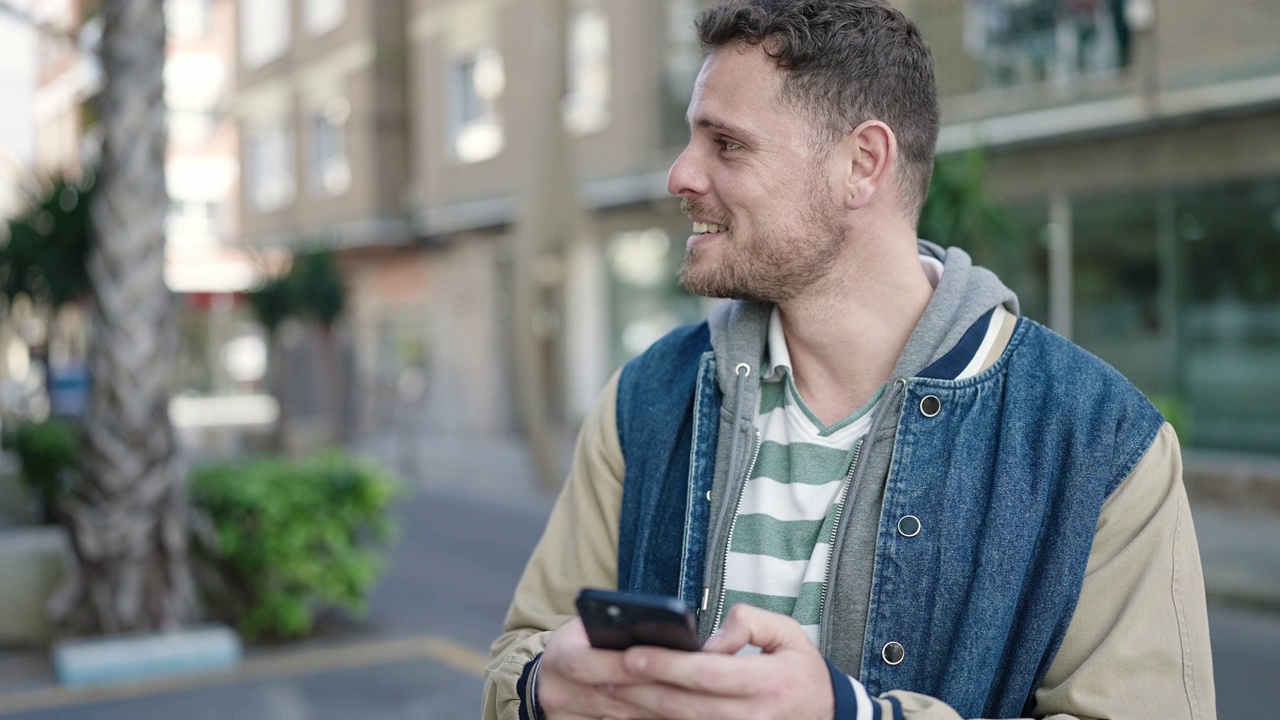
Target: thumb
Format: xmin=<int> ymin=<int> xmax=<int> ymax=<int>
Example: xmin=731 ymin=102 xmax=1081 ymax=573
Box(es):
xmin=707 ymin=603 xmax=806 ymax=654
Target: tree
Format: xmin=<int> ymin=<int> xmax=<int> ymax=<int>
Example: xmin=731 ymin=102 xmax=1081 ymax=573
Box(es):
xmin=51 ymin=0 xmax=198 ymax=633
xmin=919 ymin=150 xmax=1017 ymax=259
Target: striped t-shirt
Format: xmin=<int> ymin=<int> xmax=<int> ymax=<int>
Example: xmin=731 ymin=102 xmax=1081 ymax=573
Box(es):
xmin=717 ymin=256 xmax=1016 ymax=645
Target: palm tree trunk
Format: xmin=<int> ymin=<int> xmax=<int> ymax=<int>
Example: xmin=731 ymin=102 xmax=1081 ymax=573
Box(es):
xmin=53 ymin=0 xmax=197 ymax=633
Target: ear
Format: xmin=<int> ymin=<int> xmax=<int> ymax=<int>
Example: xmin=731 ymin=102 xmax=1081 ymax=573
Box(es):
xmin=837 ymin=120 xmax=897 ymax=211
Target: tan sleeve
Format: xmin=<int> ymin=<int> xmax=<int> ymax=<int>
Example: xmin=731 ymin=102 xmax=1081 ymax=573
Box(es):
xmin=860 ymin=422 xmax=1215 ymax=720
xmin=481 ymin=370 xmax=627 ymax=720
xmin=1031 ymin=421 xmax=1216 ymax=719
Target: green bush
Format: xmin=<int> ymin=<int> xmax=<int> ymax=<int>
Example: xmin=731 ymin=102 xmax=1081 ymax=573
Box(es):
xmin=189 ymin=453 xmax=399 ymax=640
xmin=1151 ymin=395 xmax=1192 ymax=445
xmin=5 ymin=419 xmax=80 ymax=523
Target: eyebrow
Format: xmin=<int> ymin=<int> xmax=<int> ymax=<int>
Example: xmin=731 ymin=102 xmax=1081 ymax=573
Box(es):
xmin=689 ymin=114 xmax=757 ymax=143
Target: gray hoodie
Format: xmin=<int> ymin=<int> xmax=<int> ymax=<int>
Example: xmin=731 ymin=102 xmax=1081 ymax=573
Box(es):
xmin=699 ymin=240 xmax=1018 ymax=674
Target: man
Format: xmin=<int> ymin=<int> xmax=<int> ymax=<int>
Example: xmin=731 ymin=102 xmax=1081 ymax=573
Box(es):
xmin=484 ymin=1 xmax=1215 ymax=718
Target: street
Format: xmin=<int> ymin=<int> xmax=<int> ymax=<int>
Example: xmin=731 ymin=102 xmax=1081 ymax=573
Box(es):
xmin=1 ymin=485 xmax=1277 ymax=719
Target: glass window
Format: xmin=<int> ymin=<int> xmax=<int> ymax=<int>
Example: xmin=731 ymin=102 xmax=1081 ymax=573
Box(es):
xmin=1174 ymin=178 xmax=1280 ymax=453
xmin=447 ymin=48 xmax=505 ymax=164
xmin=606 ymin=227 xmax=707 ymax=367
xmin=239 ymin=0 xmax=290 ymax=68
xmin=659 ymin=0 xmax=707 ymax=149
xmin=245 ymin=120 xmax=295 ymax=212
xmin=304 ymin=0 xmax=345 ymax=36
xmin=563 ymin=0 xmax=611 ymax=135
xmin=166 ymin=0 xmax=211 ymax=39
xmin=964 ymin=0 xmax=1131 ymax=89
xmin=1072 ymin=191 xmax=1169 ymax=393
xmin=308 ymin=97 xmax=351 ymax=196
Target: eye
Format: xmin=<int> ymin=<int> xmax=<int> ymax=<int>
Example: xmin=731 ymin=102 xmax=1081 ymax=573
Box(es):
xmin=716 ymin=137 xmax=743 ymax=153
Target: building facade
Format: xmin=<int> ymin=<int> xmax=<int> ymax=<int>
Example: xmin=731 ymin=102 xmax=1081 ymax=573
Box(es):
xmin=235 ymin=0 xmax=1280 ymax=458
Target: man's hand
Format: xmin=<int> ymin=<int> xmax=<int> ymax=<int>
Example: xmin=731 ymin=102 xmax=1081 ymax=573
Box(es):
xmin=536 ymin=617 xmax=662 ymax=720
xmin=608 ymin=604 xmax=836 ymax=720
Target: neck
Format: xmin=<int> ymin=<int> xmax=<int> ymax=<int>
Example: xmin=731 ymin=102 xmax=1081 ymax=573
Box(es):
xmin=776 ymin=223 xmax=933 ymax=425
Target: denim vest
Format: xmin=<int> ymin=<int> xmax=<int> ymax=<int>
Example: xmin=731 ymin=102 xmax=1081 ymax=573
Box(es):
xmin=615 ymin=318 xmax=1164 ymax=718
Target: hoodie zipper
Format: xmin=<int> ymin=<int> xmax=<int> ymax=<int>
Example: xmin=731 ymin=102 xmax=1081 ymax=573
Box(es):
xmin=817 ymin=437 xmax=864 ymax=625
xmin=708 ymin=429 xmax=761 ymax=635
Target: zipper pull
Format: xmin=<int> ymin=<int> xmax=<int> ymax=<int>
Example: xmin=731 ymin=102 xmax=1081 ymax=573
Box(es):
xmin=700 ymin=587 xmax=710 ymax=612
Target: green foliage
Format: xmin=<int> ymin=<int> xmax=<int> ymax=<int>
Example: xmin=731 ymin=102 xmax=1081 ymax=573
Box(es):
xmin=188 ymin=454 xmax=399 ymax=640
xmin=5 ymin=419 xmax=80 ymax=523
xmin=250 ymin=252 xmax=346 ymax=333
xmin=919 ymin=150 xmax=1017 ymax=258
xmin=0 ymin=174 xmax=95 ymax=308
xmin=1151 ymin=395 xmax=1192 ymax=444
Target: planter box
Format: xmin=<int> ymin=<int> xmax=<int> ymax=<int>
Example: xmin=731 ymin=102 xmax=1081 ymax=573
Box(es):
xmin=0 ymin=452 xmax=32 ymax=527
xmin=0 ymin=525 xmax=70 ymax=645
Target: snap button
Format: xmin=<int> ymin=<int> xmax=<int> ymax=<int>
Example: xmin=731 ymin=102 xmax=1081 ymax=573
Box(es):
xmin=882 ymin=641 xmax=905 ymax=666
xmin=897 ymin=515 xmax=921 ymax=538
xmin=919 ymin=395 xmax=941 ymax=417
xmin=705 ymin=490 xmax=712 ymax=502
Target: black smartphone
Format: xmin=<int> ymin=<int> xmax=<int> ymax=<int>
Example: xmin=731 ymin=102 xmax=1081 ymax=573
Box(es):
xmin=575 ymin=588 xmax=701 ymax=652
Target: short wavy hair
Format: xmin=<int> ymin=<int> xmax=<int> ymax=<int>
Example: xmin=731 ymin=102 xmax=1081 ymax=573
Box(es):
xmin=697 ymin=0 xmax=939 ymax=220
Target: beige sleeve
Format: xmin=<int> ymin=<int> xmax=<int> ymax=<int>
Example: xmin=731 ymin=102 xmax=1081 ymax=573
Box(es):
xmin=481 ymin=370 xmax=627 ymax=720
xmin=868 ymin=422 xmax=1215 ymax=720
xmin=1031 ymin=422 xmax=1216 ymax=719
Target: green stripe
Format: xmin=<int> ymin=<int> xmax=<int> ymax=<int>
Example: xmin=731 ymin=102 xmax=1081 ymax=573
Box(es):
xmin=722 ymin=582 xmax=825 ymax=625
xmin=730 ymin=514 xmax=827 ymax=561
xmin=759 ymin=379 xmax=787 ymax=414
xmin=751 ymin=441 xmax=851 ymax=485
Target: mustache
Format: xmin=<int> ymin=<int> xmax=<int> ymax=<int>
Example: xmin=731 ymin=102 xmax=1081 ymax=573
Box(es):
xmin=680 ymin=198 xmax=728 ymax=225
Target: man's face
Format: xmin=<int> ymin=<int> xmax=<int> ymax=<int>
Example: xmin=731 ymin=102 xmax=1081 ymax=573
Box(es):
xmin=668 ymin=43 xmax=847 ymax=303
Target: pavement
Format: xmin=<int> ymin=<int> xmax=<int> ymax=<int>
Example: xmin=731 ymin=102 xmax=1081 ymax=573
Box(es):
xmin=0 ymin=432 xmax=1276 ymax=717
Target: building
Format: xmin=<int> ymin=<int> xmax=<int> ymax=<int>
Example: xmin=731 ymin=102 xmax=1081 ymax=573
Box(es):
xmin=234 ymin=0 xmax=1280 ymax=459
xmin=903 ymin=0 xmax=1280 ymax=455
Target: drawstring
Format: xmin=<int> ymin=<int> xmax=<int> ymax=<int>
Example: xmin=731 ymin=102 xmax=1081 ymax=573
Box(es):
xmin=725 ymin=362 xmax=753 ymax=485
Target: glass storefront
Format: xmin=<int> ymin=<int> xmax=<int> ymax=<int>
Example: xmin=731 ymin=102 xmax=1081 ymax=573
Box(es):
xmin=1001 ymin=178 xmax=1280 ymax=455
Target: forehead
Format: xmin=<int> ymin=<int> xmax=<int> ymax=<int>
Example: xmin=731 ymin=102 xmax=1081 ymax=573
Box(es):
xmin=688 ymin=44 xmax=804 ymax=134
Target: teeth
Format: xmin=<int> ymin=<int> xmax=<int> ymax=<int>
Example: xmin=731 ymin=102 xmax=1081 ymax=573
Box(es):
xmin=693 ymin=222 xmax=726 ymax=234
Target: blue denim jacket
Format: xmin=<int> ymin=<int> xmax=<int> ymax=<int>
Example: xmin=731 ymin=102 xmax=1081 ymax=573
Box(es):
xmin=615 ymin=314 xmax=1163 ymax=718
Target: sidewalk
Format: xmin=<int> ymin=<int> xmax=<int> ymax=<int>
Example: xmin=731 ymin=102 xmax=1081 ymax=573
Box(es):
xmin=0 ymin=431 xmax=1278 ymax=709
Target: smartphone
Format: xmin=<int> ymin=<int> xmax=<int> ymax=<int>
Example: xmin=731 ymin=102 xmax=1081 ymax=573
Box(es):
xmin=575 ymin=588 xmax=701 ymax=652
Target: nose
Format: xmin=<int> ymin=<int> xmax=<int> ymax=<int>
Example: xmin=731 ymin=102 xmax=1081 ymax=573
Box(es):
xmin=667 ymin=144 xmax=707 ymax=199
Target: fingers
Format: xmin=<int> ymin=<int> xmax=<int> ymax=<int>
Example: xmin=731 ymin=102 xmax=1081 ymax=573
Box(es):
xmin=708 ymin=602 xmax=807 ymax=654
xmin=609 ymin=681 xmax=757 ymax=720
xmin=538 ymin=619 xmax=662 ymax=719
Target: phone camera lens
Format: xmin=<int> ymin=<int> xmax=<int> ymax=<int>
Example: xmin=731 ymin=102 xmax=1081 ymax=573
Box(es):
xmin=606 ymin=605 xmax=621 ymax=618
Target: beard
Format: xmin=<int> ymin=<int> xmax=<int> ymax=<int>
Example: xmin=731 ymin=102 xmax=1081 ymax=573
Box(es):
xmin=678 ymin=175 xmax=847 ymax=304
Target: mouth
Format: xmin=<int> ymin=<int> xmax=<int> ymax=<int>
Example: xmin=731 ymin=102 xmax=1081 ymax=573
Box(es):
xmin=691 ymin=221 xmax=728 ymax=236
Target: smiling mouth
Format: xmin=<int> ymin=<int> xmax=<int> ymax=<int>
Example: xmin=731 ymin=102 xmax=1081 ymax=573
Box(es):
xmin=692 ymin=222 xmax=728 ymax=235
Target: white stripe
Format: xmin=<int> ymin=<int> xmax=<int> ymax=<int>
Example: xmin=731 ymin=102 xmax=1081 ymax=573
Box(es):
xmin=723 ymin=548 xmax=830 ymax=595
xmin=801 ymin=624 xmax=820 ymax=646
xmin=852 ymin=675 xmax=873 ymax=719
xmin=955 ymin=305 xmax=1008 ymax=380
xmin=738 ymin=477 xmax=845 ymax=521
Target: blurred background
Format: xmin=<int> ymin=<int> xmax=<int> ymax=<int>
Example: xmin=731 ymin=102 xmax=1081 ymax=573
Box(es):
xmin=0 ymin=0 xmax=1276 ymax=718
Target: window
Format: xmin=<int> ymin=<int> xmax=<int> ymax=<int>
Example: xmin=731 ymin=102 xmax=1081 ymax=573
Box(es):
xmin=168 ymin=109 xmax=216 ymax=146
xmin=239 ymin=0 xmax=290 ymax=68
xmin=166 ymin=0 xmax=211 ymax=39
xmin=245 ymin=121 xmax=295 ymax=212
xmin=660 ymin=0 xmax=708 ymax=148
xmin=308 ymin=97 xmax=351 ymax=196
xmin=964 ymin=0 xmax=1131 ymax=89
xmin=563 ymin=0 xmax=610 ymax=135
xmin=448 ymin=48 xmax=505 ymax=164
xmin=304 ymin=0 xmax=345 ymax=36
